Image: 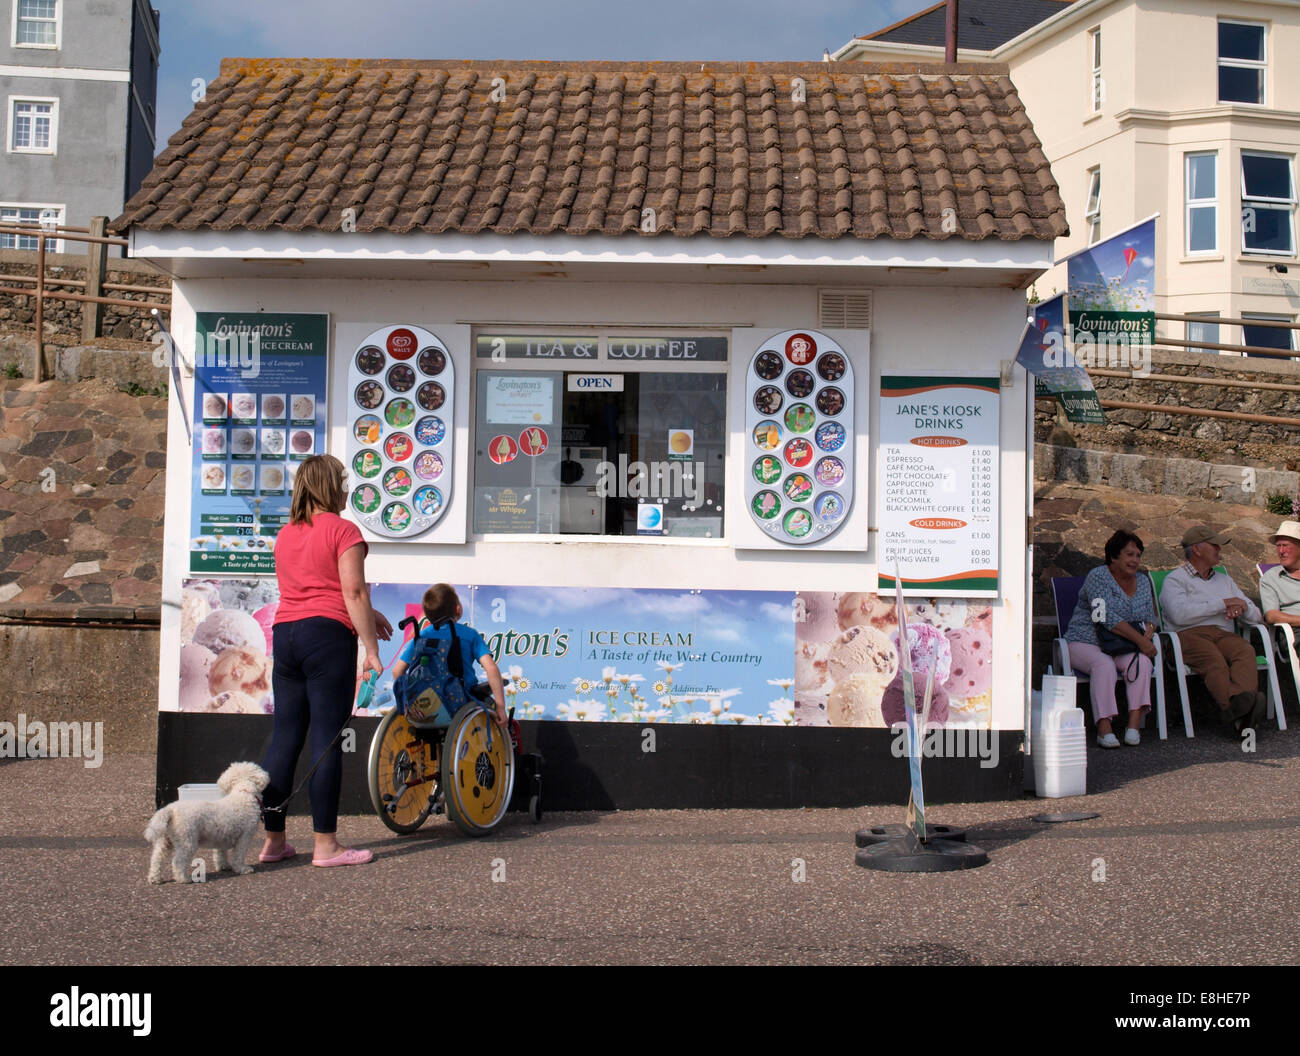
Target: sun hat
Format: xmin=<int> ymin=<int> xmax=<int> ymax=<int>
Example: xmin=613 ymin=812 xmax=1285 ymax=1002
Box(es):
xmin=1180 ymin=526 xmax=1230 ymax=548
xmin=1268 ymin=520 xmax=1300 ymax=545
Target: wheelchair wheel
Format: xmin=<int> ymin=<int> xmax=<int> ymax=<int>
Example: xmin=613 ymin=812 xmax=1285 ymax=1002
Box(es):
xmin=441 ymin=706 xmax=516 ymax=837
xmin=368 ymin=708 xmax=439 ymax=834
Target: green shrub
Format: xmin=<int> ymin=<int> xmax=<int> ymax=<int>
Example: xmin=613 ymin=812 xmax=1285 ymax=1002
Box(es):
xmin=3 ymin=363 xmax=19 ymax=379
xmin=1265 ymin=489 xmax=1293 ymax=515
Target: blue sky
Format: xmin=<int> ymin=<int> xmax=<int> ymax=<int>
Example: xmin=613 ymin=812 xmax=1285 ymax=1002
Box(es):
xmin=150 ymin=0 xmax=918 ymax=149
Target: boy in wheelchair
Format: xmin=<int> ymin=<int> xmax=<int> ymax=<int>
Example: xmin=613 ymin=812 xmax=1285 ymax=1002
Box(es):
xmin=392 ymin=583 xmax=507 ymax=729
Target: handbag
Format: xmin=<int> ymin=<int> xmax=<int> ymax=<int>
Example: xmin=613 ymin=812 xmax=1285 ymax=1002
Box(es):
xmin=1094 ymin=621 xmax=1142 ymax=679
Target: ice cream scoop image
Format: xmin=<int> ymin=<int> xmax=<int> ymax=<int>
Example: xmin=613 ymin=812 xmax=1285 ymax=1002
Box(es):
xmin=252 ymin=602 xmax=279 ymax=654
xmin=827 ymin=674 xmax=886 ymax=727
xmin=944 ymin=626 xmax=992 ymax=698
xmin=825 ymin=625 xmax=897 ymax=688
xmin=192 ymin=608 xmax=266 ymax=654
xmin=880 ymin=669 xmax=951 ymax=728
xmin=180 ymin=588 xmax=212 ymax=645
xmin=910 ymin=599 xmax=967 ymax=633
xmin=794 ymin=640 xmax=832 ymax=694
xmin=793 ymin=692 xmax=830 ymax=727
xmin=892 ymin=623 xmax=952 ymax=686
xmin=794 ymin=591 xmax=840 ymax=643
xmin=837 ymin=591 xmax=896 ymax=633
xmin=178 ymin=644 xmax=215 ymax=711
xmin=209 ymin=647 xmax=273 ymax=705
xmin=206 ymin=690 xmax=260 ymax=714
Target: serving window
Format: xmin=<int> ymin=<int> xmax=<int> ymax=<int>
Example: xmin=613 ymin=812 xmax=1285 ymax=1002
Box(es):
xmin=471 ymin=332 xmax=728 ymax=538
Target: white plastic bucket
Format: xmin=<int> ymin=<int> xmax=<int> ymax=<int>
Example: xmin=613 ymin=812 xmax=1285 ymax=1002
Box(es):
xmin=177 ymin=783 xmax=223 ymax=801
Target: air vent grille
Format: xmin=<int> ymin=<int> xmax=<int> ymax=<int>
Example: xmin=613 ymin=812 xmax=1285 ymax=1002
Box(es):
xmin=818 ymin=290 xmax=873 ymax=329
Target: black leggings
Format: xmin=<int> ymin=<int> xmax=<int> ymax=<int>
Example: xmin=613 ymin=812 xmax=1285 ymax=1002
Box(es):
xmin=262 ymin=617 xmax=357 ymax=833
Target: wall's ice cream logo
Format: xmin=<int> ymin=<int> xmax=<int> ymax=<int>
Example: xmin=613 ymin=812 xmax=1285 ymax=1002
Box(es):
xmin=785 ymin=332 xmax=816 ymax=365
xmin=386 ymin=327 xmax=417 ymax=360
xmin=489 ymin=434 xmax=519 ymax=464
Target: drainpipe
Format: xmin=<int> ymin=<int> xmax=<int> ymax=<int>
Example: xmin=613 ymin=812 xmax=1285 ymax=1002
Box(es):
xmin=946 ymin=0 xmax=959 ymax=62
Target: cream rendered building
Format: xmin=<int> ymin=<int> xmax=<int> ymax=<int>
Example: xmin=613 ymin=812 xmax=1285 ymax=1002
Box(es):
xmin=836 ymin=0 xmax=1300 ymax=354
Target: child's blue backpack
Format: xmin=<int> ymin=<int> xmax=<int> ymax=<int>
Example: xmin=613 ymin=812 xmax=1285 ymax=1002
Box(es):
xmin=394 ymin=618 xmax=467 ymax=727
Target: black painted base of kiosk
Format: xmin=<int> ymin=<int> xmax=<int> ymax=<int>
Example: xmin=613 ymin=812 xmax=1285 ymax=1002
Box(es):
xmin=156 ymin=713 xmax=1025 ymax=811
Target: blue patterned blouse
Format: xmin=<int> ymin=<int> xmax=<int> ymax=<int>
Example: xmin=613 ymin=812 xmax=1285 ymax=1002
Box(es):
xmin=1064 ymin=564 xmax=1156 ymax=644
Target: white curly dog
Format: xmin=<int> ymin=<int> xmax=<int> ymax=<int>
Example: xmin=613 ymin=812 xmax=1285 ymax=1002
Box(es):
xmin=145 ymin=762 xmax=270 ymax=884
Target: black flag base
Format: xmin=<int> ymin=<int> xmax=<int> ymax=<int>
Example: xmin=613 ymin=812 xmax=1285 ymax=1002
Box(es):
xmin=853 ymin=823 xmax=989 ymax=872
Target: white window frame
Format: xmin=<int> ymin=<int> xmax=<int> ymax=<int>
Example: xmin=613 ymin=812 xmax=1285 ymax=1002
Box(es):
xmin=1185 ymin=312 xmax=1221 ymax=354
xmin=7 ymin=95 xmax=58 ymax=154
xmin=1217 ymin=18 xmax=1266 ymax=106
xmin=1240 ymin=150 xmax=1296 ymax=257
xmin=1241 ymin=313 xmax=1295 ymax=359
xmin=1185 ymin=152 xmax=1218 ymax=255
xmin=469 ymin=327 xmax=732 ymax=543
xmin=1085 ymin=167 xmax=1101 ymax=245
xmin=1090 ymin=27 xmax=1102 ymax=113
xmin=10 ymin=0 xmax=60 ymax=49
xmin=0 ymin=202 xmax=64 ymax=252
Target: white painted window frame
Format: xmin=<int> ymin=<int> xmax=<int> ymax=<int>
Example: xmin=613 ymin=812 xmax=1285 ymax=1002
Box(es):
xmin=10 ymin=0 xmax=60 ymax=50
xmin=1184 ymin=312 xmax=1221 ymax=354
xmin=1217 ymin=18 xmax=1266 ymax=106
xmin=1240 ymin=150 xmax=1295 ymax=257
xmin=0 ymin=201 xmax=64 ymax=252
xmin=1085 ymin=167 xmax=1101 ymax=245
xmin=1184 ymin=151 xmax=1218 ymax=255
xmin=1090 ymin=27 xmax=1102 ymax=113
xmin=7 ymin=94 xmax=58 ymax=154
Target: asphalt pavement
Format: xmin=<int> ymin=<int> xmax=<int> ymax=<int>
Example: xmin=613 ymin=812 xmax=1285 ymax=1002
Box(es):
xmin=1 ymin=728 xmax=1298 ymax=967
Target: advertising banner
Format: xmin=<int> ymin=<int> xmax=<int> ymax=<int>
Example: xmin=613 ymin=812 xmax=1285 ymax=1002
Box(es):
xmin=172 ymin=582 xmax=994 ymax=730
xmin=188 ymin=313 xmax=329 ymax=574
xmin=1015 ymin=294 xmax=1105 ymax=424
xmin=877 ymin=376 xmax=1000 ymax=596
xmin=1065 ymin=216 xmax=1156 ymax=346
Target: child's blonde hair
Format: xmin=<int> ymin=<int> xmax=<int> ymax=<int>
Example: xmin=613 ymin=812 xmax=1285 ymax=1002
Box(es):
xmin=421 ymin=583 xmax=459 ymax=626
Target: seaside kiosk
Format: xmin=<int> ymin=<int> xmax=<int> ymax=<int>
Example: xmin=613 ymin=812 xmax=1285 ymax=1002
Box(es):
xmin=117 ymin=58 xmax=1066 ymax=809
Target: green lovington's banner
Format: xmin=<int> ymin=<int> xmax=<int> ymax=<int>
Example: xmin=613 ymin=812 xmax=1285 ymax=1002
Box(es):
xmin=1065 ymin=216 xmax=1156 ymax=345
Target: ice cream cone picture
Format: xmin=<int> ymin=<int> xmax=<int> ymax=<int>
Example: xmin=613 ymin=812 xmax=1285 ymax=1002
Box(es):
xmin=489 ymin=434 xmax=519 ymax=465
xmin=520 ymin=427 xmax=548 ymax=456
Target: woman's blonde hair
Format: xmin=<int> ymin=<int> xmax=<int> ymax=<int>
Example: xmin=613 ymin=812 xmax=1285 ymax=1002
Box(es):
xmin=289 ymin=454 xmax=346 ymax=524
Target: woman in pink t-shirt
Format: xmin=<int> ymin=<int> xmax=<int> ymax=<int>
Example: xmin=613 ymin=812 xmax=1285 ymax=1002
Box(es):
xmin=259 ymin=455 xmax=392 ymax=868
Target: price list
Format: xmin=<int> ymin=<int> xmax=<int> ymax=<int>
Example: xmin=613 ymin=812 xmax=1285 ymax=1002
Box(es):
xmin=876 ymin=376 xmax=1000 ymax=596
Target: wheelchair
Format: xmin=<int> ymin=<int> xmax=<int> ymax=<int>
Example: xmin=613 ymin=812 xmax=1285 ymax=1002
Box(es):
xmin=368 ymin=682 xmax=542 ymax=837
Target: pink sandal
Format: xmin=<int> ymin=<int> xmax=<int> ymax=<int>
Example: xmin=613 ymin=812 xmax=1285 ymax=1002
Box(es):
xmin=311 ymin=848 xmax=374 ymax=867
xmin=259 ymin=843 xmax=297 ymax=863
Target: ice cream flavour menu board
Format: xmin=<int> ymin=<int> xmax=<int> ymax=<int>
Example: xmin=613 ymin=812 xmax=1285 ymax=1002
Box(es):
xmin=876 ymin=376 xmax=1000 ymax=596
xmin=345 ymin=324 xmax=455 ymax=539
xmin=189 ymin=313 xmax=328 ymax=574
xmin=743 ymin=330 xmax=854 ymax=545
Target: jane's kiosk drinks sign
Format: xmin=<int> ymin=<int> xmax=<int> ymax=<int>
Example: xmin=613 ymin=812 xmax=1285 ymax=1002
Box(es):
xmin=877 ymin=376 xmax=1000 ymax=596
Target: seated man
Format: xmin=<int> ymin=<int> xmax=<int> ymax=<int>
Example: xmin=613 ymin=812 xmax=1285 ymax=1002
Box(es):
xmin=1158 ymin=526 xmax=1266 ymax=733
xmin=1260 ymin=520 xmax=1300 ymax=628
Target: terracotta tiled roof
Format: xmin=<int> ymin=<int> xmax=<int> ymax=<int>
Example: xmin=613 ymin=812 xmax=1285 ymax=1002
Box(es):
xmin=115 ymin=59 xmax=1066 ymax=243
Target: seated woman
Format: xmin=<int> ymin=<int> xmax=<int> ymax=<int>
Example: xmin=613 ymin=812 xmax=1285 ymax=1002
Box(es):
xmin=1063 ymin=529 xmax=1159 ymax=747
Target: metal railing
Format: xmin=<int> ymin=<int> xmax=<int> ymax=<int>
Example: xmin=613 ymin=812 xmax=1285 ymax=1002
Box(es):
xmin=0 ymin=217 xmax=171 ymax=383
xmin=1036 ymin=310 xmax=1300 ymax=427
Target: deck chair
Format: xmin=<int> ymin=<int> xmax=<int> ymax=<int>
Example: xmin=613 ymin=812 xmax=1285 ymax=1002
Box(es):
xmin=1258 ymin=562 xmax=1297 ymax=728
xmin=1149 ymin=567 xmax=1285 ymax=735
xmin=1047 ymin=574 xmax=1171 ymax=739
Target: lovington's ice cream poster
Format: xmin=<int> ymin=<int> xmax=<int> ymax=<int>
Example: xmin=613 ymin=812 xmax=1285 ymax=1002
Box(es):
xmin=171 ymin=581 xmax=990 ymax=728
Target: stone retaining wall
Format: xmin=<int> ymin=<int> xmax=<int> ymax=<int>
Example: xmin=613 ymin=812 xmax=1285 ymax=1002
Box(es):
xmin=1036 ymin=442 xmax=1298 ymax=508
xmin=1035 ymin=347 xmax=1300 ymax=469
xmin=0 ymin=248 xmax=171 ymax=348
